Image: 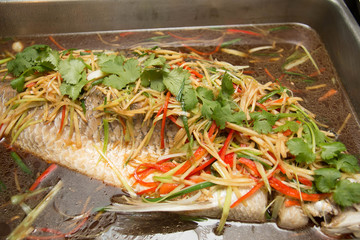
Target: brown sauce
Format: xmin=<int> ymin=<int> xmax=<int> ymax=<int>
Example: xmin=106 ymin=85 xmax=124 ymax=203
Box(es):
xmin=0 ymin=23 xmax=359 ymax=239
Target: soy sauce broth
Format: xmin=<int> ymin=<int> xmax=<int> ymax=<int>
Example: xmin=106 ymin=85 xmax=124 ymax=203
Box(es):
xmin=0 ymin=23 xmax=359 ymax=239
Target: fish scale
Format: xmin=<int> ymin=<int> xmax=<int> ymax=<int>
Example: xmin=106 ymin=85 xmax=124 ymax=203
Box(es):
xmin=0 ymin=81 xmax=270 ymax=224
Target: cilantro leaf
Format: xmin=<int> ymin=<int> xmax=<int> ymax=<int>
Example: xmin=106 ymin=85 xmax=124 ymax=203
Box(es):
xmin=274 ymin=121 xmax=300 ymax=133
xmin=163 ymin=68 xmax=190 ymax=96
xmin=10 ymin=76 xmax=25 ymax=92
xmin=7 ymin=47 xmax=38 ymax=76
xmin=119 ymin=58 xmax=141 ymax=83
xmin=333 ymin=179 xmax=360 ymax=207
xmin=212 ymin=104 xmax=246 ymax=129
xmin=38 ymin=49 xmax=59 ymax=70
xmin=196 ymin=87 xmax=215 ymax=101
xmin=196 ymin=87 xmax=218 ymax=119
xmin=140 ymin=70 xmax=165 ymax=91
xmin=212 ymin=104 xmax=232 ymax=129
xmin=59 ymin=58 xmax=85 ymax=84
xmin=320 ymin=142 xmax=346 ymax=160
xmin=7 ymin=45 xmax=60 ymax=92
xmin=334 ymin=154 xmax=360 ymax=173
xmin=314 ymin=168 xmax=341 ymax=193
xmin=7 ymin=45 xmax=59 ymax=77
xmin=103 ymin=75 xmax=126 ymax=90
xmin=143 ymin=54 xmax=166 ymax=67
xmin=314 ymin=129 xmax=326 ymax=146
xmin=163 ymin=67 xmax=198 ymax=111
xmin=220 ymin=73 xmax=234 ymax=97
xmin=200 ymin=99 xmax=220 ymax=119
xmin=250 ymin=110 xmax=277 ymax=134
xmin=102 ymin=59 xmax=141 ymax=90
xmin=182 ymin=85 xmax=198 ymax=111
xmin=253 ymin=120 xmax=273 ymax=134
xmin=287 ymin=138 xmax=316 ymax=163
xmin=196 ymin=81 xmax=244 ymax=129
xmin=98 ymin=54 xmax=124 ymax=74
xmin=59 ymin=71 xmax=87 ymax=100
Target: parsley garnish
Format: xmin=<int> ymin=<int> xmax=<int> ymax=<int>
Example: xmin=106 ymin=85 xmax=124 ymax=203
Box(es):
xmin=7 ymin=45 xmax=59 ymax=92
xmin=196 ymin=73 xmax=245 ymax=129
xmin=163 ymin=68 xmax=198 ymax=111
xmin=274 ymin=121 xmax=300 ymax=133
xmin=314 ymin=168 xmax=341 ymax=193
xmin=101 ymin=58 xmax=141 ymax=90
xmin=286 ymin=138 xmax=316 ymax=163
xmin=334 ymin=154 xmax=360 ymax=173
xmin=333 ymin=179 xmax=360 ymax=207
xmin=141 ymin=70 xmax=166 ymax=92
xmin=250 ymin=110 xmax=277 ymax=134
xmin=319 ymin=142 xmax=346 ymax=160
xmin=58 ymin=57 xmax=87 ymax=100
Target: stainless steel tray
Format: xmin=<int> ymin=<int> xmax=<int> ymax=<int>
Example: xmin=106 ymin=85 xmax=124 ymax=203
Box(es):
xmin=1 ymin=0 xmax=360 ymax=117
xmin=0 ymin=1 xmax=360 ymax=239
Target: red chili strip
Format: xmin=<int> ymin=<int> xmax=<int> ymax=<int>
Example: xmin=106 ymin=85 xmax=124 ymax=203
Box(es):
xmin=282 ymin=129 xmax=293 ymax=137
xmin=231 ymin=181 xmax=264 ymax=208
xmin=188 ymin=157 xmax=216 ymax=177
xmin=159 ymin=183 xmax=179 ymax=195
xmin=176 ymin=124 xmax=218 ymax=176
xmin=155 ymin=106 xmax=164 ymax=119
xmin=58 ymin=105 xmax=66 ymax=135
xmin=264 ymin=67 xmax=276 ymax=81
xmin=269 ymin=177 xmax=329 ymax=202
xmin=255 ymin=102 xmax=267 ymax=111
xmin=233 ymin=83 xmax=242 ymax=93
xmin=182 ymin=38 xmax=223 ymax=56
xmin=161 ymin=91 xmax=171 ymax=149
xmin=208 ymin=121 xmax=217 ymax=138
xmin=318 ymin=89 xmax=337 ymax=102
xmin=168 ymin=115 xmax=182 ymax=127
xmin=188 ymin=129 xmax=232 ymax=177
xmin=308 ymin=67 xmax=326 ymax=77
xmin=137 ymin=186 xmax=158 ymax=195
xmin=29 ymin=164 xmax=58 ymax=191
xmin=224 ymin=152 xmax=235 ymax=166
xmin=298 ymin=176 xmax=313 ymax=187
xmin=25 ymin=82 xmax=37 ymax=88
xmin=243 ymin=70 xmax=255 ymax=75
xmin=284 ymin=199 xmax=301 ymax=207
xmin=167 ymin=32 xmax=202 ymax=41
xmin=226 ymin=29 xmax=262 ymax=36
xmin=219 ymin=129 xmax=234 ymax=160
xmin=134 ymin=166 xmax=159 ymax=187
xmin=119 ymin=32 xmax=135 ymax=37
xmin=176 ymin=62 xmax=204 ymax=78
xmin=48 ymin=36 xmax=66 ymax=50
xmin=238 ymin=157 xmax=260 ymax=177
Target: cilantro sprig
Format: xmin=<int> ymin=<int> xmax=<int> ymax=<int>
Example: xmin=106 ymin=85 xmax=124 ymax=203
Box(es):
xmin=98 ymin=54 xmax=141 ymax=91
xmin=196 ymin=73 xmax=245 ymax=129
xmin=7 ymin=45 xmax=60 ymax=92
xmin=58 ymin=57 xmax=87 ymax=100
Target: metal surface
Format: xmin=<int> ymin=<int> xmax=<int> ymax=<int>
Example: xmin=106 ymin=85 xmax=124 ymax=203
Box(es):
xmin=0 ymin=0 xmax=360 ymax=119
xmin=0 ymin=0 xmax=360 ymax=239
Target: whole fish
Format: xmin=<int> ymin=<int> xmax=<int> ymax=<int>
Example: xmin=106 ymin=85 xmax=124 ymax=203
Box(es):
xmin=1 ymin=45 xmax=360 ymax=237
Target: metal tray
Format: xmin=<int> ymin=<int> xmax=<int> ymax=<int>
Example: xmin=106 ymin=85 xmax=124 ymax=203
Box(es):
xmin=0 ymin=1 xmax=360 ymax=239
xmin=1 ymin=0 xmax=360 ymax=117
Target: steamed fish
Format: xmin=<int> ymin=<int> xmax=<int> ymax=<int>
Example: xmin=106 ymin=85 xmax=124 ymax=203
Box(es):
xmin=1 ymin=44 xmax=360 ymax=236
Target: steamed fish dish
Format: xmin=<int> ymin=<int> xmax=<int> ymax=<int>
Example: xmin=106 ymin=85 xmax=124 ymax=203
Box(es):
xmin=1 ymin=44 xmax=360 ymax=237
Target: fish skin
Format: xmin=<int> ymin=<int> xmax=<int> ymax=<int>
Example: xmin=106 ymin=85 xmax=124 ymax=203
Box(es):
xmin=277 ymin=205 xmax=309 ymax=230
xmin=184 ymin=188 xmax=268 ymax=222
xmin=0 ymin=82 xmax=269 ymax=222
xmin=0 ymin=81 xmax=318 ymax=229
